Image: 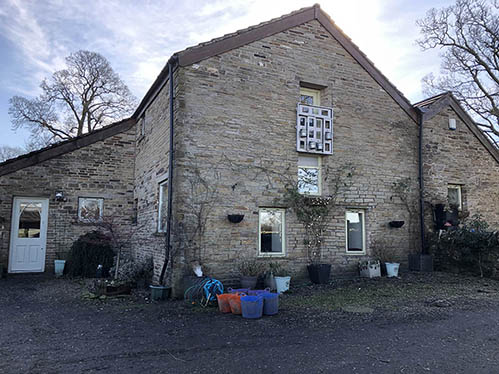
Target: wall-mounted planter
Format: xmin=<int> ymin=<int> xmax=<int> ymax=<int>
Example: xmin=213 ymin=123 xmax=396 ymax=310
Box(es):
xmin=228 ymin=214 xmax=244 ymax=224
xmin=389 ymin=220 xmax=405 ymax=228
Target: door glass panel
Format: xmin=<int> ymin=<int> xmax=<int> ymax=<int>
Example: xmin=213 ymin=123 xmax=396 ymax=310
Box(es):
xmin=18 ymin=203 xmax=42 ymax=238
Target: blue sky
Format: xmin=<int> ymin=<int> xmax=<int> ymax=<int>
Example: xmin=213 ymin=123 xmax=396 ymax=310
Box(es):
xmin=0 ymin=0 xmax=452 ymax=148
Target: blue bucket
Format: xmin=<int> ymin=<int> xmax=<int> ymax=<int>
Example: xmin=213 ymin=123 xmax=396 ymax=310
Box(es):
xmin=262 ymin=292 xmax=279 ymax=315
xmin=241 ymin=296 xmax=263 ymax=319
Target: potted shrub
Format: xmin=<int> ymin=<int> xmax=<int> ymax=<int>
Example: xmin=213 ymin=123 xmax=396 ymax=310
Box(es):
xmin=238 ymin=259 xmax=265 ymax=289
xmin=279 ymin=166 xmax=356 ymax=285
xmin=273 ymin=264 xmax=291 ymax=294
xmin=358 ymin=260 xmax=381 ymax=278
xmin=371 ymin=239 xmax=399 ymax=277
xmin=264 ymin=262 xmax=286 ymax=291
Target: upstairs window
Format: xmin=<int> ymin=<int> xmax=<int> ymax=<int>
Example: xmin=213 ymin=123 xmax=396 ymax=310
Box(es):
xmin=298 ymin=155 xmax=321 ymax=195
xmin=158 ymin=179 xmax=168 ymax=232
xmin=300 ymin=87 xmax=320 ymax=106
xmin=448 ymin=184 xmax=462 ymax=211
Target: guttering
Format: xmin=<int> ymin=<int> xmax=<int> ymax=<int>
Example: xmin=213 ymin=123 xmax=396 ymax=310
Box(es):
xmin=159 ymin=55 xmax=178 ymax=284
xmin=418 ymin=110 xmax=426 ymax=254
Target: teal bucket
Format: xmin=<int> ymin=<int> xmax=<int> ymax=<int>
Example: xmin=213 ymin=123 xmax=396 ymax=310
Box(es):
xmin=54 ymin=260 xmax=66 ymax=277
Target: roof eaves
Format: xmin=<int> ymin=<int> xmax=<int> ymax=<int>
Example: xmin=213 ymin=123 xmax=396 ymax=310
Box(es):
xmin=177 ymin=5 xmax=316 ymax=66
xmin=0 ymin=118 xmax=135 ymax=177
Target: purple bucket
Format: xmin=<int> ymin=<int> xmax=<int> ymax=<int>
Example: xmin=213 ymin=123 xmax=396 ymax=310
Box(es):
xmin=227 ymin=287 xmax=250 ymax=294
xmin=247 ymin=288 xmax=271 ymax=296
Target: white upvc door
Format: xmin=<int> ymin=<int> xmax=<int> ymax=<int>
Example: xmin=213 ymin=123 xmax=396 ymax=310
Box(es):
xmin=9 ymin=197 xmax=49 ymax=273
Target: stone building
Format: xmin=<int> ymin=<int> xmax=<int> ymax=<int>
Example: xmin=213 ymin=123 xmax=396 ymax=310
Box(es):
xmin=0 ymin=5 xmax=497 ymax=291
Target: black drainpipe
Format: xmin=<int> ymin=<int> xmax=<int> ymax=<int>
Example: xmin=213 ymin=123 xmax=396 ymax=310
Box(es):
xmin=418 ymin=110 xmax=426 ymax=254
xmin=159 ymin=55 xmax=178 ymax=285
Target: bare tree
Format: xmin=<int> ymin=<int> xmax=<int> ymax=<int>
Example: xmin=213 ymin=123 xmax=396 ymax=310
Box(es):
xmin=417 ymin=0 xmax=499 ymax=144
xmin=0 ymin=145 xmax=24 ymax=162
xmin=9 ymin=50 xmax=136 ymax=147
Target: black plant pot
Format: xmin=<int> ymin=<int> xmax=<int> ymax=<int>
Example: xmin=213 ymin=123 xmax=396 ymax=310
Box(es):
xmin=408 ymin=254 xmax=433 ymax=272
xmin=307 ymin=264 xmax=331 ymax=284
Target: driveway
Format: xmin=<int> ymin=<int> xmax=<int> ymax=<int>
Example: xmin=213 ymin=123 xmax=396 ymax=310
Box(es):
xmin=1 ymin=273 xmax=499 ymax=373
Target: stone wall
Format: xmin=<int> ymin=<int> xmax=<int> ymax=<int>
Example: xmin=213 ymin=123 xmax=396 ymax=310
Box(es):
xmin=423 ymin=106 xmax=499 ymax=230
xmin=172 ymin=20 xmax=420 ymax=282
xmin=0 ymin=128 xmax=136 ymax=271
xmin=132 ymin=69 xmax=183 ymax=282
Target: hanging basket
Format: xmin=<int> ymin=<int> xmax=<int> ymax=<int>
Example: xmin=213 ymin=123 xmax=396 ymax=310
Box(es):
xmin=389 ymin=220 xmax=405 ymax=228
xmin=227 ymin=214 xmax=244 ymax=223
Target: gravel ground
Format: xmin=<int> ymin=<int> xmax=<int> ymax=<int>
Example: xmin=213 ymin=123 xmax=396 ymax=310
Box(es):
xmin=1 ymin=272 xmax=499 ymax=373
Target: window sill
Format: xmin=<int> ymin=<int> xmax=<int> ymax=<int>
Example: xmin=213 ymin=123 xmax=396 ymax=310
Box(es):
xmin=345 ymin=251 xmax=366 ymax=256
xmin=258 ymin=253 xmax=286 ymax=258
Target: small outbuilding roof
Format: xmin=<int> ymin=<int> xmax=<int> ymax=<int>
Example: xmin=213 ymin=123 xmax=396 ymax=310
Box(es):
xmin=0 ymin=118 xmax=135 ymax=177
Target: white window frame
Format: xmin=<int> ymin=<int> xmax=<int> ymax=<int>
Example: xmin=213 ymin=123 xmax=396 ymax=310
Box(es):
xmin=300 ymin=87 xmax=321 ymax=106
xmin=345 ymin=210 xmax=366 ymax=255
xmin=298 ymin=155 xmax=321 ymax=196
xmin=158 ymin=179 xmax=168 ymax=232
xmin=448 ymin=184 xmax=462 ymax=211
xmin=258 ymin=208 xmax=286 ymax=257
xmin=78 ymin=197 xmax=104 ymax=222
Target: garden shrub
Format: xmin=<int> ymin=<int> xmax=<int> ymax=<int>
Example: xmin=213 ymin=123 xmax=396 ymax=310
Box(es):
xmin=430 ymin=215 xmax=499 ymax=277
xmin=66 ymin=231 xmax=114 ymax=277
xmin=109 ymin=254 xmax=153 ymax=285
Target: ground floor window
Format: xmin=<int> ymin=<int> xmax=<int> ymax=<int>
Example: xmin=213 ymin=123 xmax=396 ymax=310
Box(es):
xmin=346 ymin=210 xmax=365 ymax=254
xmin=78 ymin=197 xmax=103 ymax=222
xmin=158 ymin=179 xmax=168 ymax=232
xmin=259 ymin=208 xmax=285 ymax=255
xmin=447 ymin=184 xmax=462 ymax=211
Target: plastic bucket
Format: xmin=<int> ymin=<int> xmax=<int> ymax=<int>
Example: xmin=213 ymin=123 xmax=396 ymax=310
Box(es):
xmin=275 ymin=276 xmax=291 ymax=294
xmin=54 ymin=260 xmax=66 ymax=277
xmin=217 ymin=294 xmax=233 ymax=313
xmin=247 ymin=288 xmax=271 ymax=296
xmin=262 ymin=292 xmax=279 ymax=315
xmin=385 ymin=262 xmax=400 ymax=277
xmin=229 ymin=293 xmax=245 ymax=315
xmin=241 ymin=296 xmax=264 ymax=319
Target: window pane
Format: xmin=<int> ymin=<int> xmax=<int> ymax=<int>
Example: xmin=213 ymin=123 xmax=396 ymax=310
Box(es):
xmin=300 ymin=94 xmax=314 ymax=105
xmin=298 ymin=167 xmax=319 ymax=194
xmin=158 ymin=182 xmax=168 ymax=232
xmin=347 ymin=212 xmax=364 ymax=252
xmin=260 ymin=210 xmax=283 ymax=253
xmin=18 ymin=203 xmax=42 ymax=238
xmin=448 ymin=187 xmax=460 ymax=208
xmin=79 ymin=198 xmax=103 ymax=221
